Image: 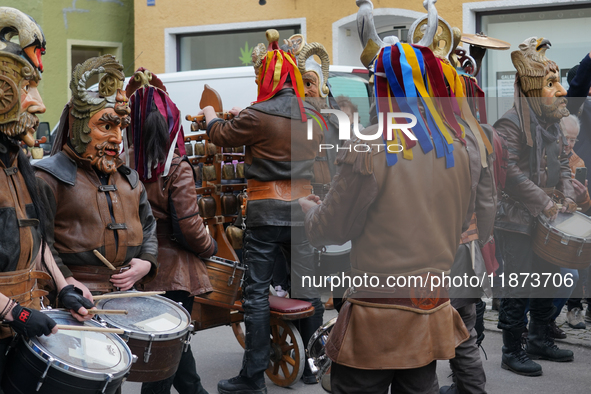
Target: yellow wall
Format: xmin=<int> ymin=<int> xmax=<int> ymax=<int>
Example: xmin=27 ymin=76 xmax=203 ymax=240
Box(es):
xmin=134 ymin=0 xmax=489 ymax=74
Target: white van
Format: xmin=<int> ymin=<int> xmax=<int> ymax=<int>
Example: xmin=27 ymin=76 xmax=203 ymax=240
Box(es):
xmin=45 ymin=65 xmax=371 ymax=151
xmin=142 ymin=65 xmax=371 ymax=132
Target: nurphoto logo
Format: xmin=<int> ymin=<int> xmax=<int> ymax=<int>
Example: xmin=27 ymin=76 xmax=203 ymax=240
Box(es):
xmin=307 ymin=110 xmax=418 ymax=153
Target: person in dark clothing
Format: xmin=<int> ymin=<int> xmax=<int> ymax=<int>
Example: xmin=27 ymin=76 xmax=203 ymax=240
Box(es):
xmin=494 ymin=37 xmax=575 ymax=377
xmin=202 ymin=30 xmax=323 ymax=394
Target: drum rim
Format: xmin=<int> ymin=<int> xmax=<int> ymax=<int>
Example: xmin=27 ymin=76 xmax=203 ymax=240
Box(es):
xmin=96 ymin=293 xmax=192 ymax=340
xmin=202 ymin=256 xmax=246 ymax=271
xmin=307 ymin=317 xmax=338 ymax=356
xmin=25 ymin=311 xmax=133 ymax=381
xmin=322 ymin=241 xmax=352 ymax=256
xmin=538 ymin=211 xmax=591 ymax=243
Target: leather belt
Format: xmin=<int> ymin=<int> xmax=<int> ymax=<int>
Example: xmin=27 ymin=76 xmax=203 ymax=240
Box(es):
xmin=247 ymin=179 xmax=312 ymax=202
xmin=345 ymin=274 xmax=450 ymax=312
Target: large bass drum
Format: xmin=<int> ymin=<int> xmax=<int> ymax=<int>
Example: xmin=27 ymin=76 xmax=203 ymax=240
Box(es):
xmin=307 ymin=317 xmax=337 ymax=393
xmin=96 ymin=292 xmax=192 ymax=382
xmin=1 ymin=310 xmax=132 ymax=394
xmin=532 ymin=211 xmax=591 ymax=269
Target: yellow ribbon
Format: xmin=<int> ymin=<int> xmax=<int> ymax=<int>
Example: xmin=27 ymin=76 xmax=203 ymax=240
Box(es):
xmin=402 ymin=45 xmax=454 ymax=145
xmin=441 ymin=62 xmax=493 ymax=167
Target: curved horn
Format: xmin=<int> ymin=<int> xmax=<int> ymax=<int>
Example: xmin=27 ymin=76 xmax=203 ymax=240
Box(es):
xmin=356 ymin=0 xmax=386 ymax=50
xmin=417 ymin=0 xmax=438 ymax=47
xmin=70 ymin=55 xmax=125 ymax=120
xmin=298 ymin=42 xmax=330 ymax=96
xmin=0 ymin=8 xmax=43 ymax=49
xmin=251 ymin=43 xmax=267 ymax=71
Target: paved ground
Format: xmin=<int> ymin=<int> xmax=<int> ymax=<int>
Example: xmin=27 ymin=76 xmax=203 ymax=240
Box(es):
xmin=121 ymin=296 xmax=591 ymax=393
xmin=481 ymin=297 xmax=591 ymax=348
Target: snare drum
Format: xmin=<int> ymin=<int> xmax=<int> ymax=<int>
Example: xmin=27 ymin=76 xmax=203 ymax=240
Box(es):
xmin=307 ymin=317 xmax=337 ymax=392
xmin=532 ymin=211 xmax=591 ymax=269
xmin=318 ymin=242 xmax=351 ymax=276
xmin=2 ymin=311 xmax=132 ymax=394
xmin=198 ymin=256 xmax=245 ymax=305
xmin=96 ymin=293 xmax=192 ymax=382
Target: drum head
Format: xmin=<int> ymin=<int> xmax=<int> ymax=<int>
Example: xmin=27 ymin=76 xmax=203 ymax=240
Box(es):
xmin=324 ymin=241 xmax=352 ymax=256
xmin=542 ymin=211 xmax=591 ymax=239
xmin=30 ymin=311 xmax=132 ymax=379
xmin=97 ymin=294 xmax=191 ymax=340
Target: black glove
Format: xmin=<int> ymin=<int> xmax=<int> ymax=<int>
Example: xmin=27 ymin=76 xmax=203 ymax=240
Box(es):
xmin=8 ymin=304 xmax=56 ymax=338
xmin=58 ymin=285 xmax=94 ymax=311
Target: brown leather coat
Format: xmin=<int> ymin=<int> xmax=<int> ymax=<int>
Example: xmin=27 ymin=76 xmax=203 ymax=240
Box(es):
xmin=305 ymin=126 xmax=472 ymax=369
xmin=143 ymin=155 xmax=216 ymax=296
xmin=207 ymin=88 xmax=321 ymax=227
xmin=34 ymin=144 xmax=158 ymax=284
xmin=494 ymin=108 xmax=575 ymax=234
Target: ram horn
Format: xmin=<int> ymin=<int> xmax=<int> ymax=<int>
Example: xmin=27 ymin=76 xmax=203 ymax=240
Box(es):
xmin=298 ymin=42 xmax=330 ymax=97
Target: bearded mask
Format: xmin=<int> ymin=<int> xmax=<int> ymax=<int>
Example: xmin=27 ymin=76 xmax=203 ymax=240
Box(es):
xmin=0 ymin=7 xmax=46 ymax=147
xmin=52 ymin=55 xmax=130 ymax=174
xmin=511 ymin=37 xmax=569 ymax=124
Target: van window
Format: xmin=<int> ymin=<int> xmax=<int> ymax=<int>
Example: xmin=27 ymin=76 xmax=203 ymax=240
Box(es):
xmin=328 ymin=72 xmax=372 ymax=127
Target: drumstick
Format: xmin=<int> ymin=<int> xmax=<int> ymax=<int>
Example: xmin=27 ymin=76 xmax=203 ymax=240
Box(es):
xmin=93 ymin=250 xmax=117 ymax=270
xmin=92 ymin=291 xmax=166 ymax=300
xmin=56 ymin=325 xmax=125 ymax=334
xmin=88 ymin=309 xmax=128 ymax=315
xmin=555 ymin=204 xmax=582 ymax=211
xmin=52 ymin=308 xmax=128 ymax=315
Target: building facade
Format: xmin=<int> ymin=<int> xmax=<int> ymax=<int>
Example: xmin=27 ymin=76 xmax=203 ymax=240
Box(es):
xmin=4 ymin=0 xmax=134 ymax=130
xmin=134 ymin=0 xmax=591 ymax=122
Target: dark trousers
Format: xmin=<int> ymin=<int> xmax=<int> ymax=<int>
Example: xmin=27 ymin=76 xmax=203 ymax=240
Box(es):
xmin=141 ymin=291 xmax=207 ymax=394
xmin=495 ymin=231 xmax=559 ymax=331
xmin=0 ymin=336 xmax=11 ymax=394
xmin=239 ymin=225 xmax=324 ymax=381
xmin=447 ymin=304 xmax=487 ymax=394
xmin=331 ymin=361 xmax=438 ymax=394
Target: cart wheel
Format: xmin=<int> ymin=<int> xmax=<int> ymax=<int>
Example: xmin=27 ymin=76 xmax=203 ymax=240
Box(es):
xmin=266 ymin=317 xmax=305 ymax=387
xmin=231 ymin=322 xmax=246 ymax=349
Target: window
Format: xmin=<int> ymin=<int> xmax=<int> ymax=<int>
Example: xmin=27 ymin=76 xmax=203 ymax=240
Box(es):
xmin=378 ymin=25 xmax=409 ymax=43
xmin=66 ymin=40 xmax=122 ymax=99
xmin=477 ymin=5 xmax=591 ymax=122
xmin=71 ymin=47 xmax=103 ymax=87
xmin=177 ymin=26 xmax=300 ymax=71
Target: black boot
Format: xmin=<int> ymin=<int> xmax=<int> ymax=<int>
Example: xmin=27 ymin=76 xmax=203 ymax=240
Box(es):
xmin=527 ymin=319 xmax=574 ymax=362
xmin=501 ymin=329 xmax=542 ymax=376
xmin=217 ymin=375 xmax=267 ymax=394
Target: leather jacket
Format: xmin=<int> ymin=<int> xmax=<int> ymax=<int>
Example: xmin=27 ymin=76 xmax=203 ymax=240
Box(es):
xmin=143 ymin=155 xmax=216 ymax=296
xmin=304 ymin=126 xmax=472 ymax=369
xmin=207 ymin=88 xmax=322 ymax=227
xmin=494 ymin=107 xmax=575 ymax=234
xmin=34 ymin=144 xmax=158 ymax=282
